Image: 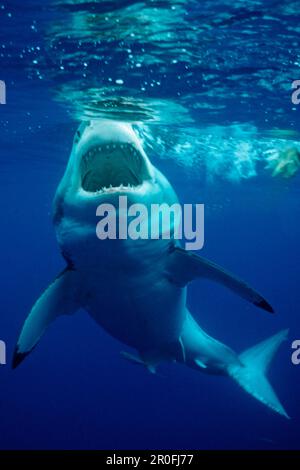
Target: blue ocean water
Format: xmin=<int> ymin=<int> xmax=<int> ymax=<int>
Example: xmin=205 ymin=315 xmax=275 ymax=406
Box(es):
xmin=0 ymin=0 xmax=300 ymax=450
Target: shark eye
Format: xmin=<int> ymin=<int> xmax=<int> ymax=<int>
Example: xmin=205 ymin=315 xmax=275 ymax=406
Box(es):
xmin=74 ymin=121 xmax=90 ymax=144
xmin=74 ymin=130 xmax=81 ymax=144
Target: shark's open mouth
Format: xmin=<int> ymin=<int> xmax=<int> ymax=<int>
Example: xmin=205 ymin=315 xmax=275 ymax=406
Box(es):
xmin=80 ymin=143 xmax=150 ymax=193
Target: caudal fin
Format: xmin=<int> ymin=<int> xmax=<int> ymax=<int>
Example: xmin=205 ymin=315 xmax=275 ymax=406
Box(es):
xmin=228 ymin=329 xmax=289 ymax=418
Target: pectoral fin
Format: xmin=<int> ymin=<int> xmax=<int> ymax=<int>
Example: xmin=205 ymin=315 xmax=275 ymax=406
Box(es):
xmin=167 ymin=247 xmax=274 ymax=313
xmin=13 ymin=268 xmax=81 ymax=369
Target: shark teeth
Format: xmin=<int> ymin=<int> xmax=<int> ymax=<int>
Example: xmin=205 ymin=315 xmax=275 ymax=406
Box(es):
xmin=93 ymin=182 xmax=140 ymax=195
xmin=83 ymin=143 xmax=140 ymax=163
xmin=81 ymin=142 xmax=146 ymax=194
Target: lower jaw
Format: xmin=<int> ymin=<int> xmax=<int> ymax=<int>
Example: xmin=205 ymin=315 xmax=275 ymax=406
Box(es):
xmin=80 ymin=171 xmax=143 ymax=194
xmin=79 ymin=183 xmax=144 ymax=197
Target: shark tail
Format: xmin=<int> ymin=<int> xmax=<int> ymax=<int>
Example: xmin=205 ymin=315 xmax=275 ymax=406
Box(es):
xmin=228 ymin=329 xmax=290 ymax=419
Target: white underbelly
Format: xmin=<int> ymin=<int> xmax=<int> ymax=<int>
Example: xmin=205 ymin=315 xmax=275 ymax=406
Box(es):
xmin=81 ymin=265 xmax=186 ymax=351
xmin=58 ymin=223 xmax=187 ymax=351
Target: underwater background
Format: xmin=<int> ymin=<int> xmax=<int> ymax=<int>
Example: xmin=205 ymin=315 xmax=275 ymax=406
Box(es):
xmin=0 ymin=0 xmax=299 ymax=450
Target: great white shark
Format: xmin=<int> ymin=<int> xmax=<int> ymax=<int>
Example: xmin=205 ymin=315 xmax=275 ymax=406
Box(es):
xmin=13 ymin=120 xmax=289 ymax=418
